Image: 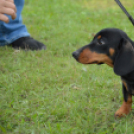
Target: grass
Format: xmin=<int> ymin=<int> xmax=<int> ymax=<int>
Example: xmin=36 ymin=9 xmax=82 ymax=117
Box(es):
xmin=0 ymin=0 xmax=134 ymax=133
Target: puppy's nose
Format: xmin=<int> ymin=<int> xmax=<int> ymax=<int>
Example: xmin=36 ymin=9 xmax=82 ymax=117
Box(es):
xmin=72 ymin=51 xmax=79 ymax=60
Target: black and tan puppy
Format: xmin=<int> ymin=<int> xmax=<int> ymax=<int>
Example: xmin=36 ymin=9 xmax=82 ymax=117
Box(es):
xmin=72 ymin=28 xmax=134 ymax=117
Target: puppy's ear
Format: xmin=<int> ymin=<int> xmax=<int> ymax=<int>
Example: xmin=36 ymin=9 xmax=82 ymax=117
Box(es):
xmin=114 ymin=38 xmax=134 ymax=76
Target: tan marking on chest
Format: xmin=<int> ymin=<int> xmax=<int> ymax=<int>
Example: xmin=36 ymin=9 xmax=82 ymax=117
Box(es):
xmin=122 ymin=80 xmax=128 ymax=91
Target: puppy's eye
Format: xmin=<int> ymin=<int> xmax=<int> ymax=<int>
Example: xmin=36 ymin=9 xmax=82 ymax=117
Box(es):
xmin=99 ymin=39 xmax=105 ymax=45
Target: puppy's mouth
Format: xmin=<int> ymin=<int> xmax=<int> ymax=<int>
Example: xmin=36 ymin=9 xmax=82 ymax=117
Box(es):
xmin=87 ymin=61 xmax=98 ymax=64
xmin=79 ymin=60 xmax=102 ymax=65
xmin=88 ymin=62 xmax=104 ymax=65
xmin=97 ymin=62 xmax=104 ymax=65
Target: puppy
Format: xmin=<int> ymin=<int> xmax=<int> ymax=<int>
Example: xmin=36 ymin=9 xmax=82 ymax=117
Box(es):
xmin=72 ymin=28 xmax=134 ymax=117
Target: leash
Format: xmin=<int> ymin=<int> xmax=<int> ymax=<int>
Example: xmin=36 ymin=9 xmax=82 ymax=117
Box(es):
xmin=115 ymin=0 xmax=134 ymax=26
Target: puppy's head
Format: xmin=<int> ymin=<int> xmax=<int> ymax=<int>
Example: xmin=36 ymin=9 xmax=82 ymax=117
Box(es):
xmin=72 ymin=28 xmax=134 ymax=76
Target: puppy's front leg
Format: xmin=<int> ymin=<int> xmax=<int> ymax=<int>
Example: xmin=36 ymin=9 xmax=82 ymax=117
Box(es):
xmin=115 ymin=82 xmax=132 ymax=117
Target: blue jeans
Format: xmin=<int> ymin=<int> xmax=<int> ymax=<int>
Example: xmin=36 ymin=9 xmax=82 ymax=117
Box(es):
xmin=0 ymin=0 xmax=30 ymax=46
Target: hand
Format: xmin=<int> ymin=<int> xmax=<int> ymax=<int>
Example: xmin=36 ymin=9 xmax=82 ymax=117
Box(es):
xmin=0 ymin=0 xmax=17 ymax=23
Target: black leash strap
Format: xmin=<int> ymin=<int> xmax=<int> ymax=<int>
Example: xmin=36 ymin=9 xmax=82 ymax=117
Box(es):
xmin=115 ymin=0 xmax=134 ymax=26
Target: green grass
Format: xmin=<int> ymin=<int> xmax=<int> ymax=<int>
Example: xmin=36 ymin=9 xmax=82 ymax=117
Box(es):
xmin=0 ymin=0 xmax=134 ymax=133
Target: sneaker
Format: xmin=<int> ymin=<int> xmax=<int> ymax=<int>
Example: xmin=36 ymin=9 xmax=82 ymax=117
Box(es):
xmin=11 ymin=37 xmax=46 ymax=50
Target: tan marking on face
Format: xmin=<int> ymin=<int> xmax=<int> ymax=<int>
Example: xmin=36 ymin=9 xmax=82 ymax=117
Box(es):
xmin=109 ymin=48 xmax=115 ymax=56
xmin=78 ymin=49 xmax=113 ymax=67
xmin=115 ymin=95 xmax=132 ymax=117
xmin=97 ymin=35 xmax=101 ymax=39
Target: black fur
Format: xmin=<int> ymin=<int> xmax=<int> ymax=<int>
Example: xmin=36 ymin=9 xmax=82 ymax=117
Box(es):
xmin=72 ymin=28 xmax=134 ymax=102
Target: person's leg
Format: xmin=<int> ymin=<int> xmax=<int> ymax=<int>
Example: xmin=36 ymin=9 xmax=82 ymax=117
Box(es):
xmin=0 ymin=0 xmax=46 ymax=50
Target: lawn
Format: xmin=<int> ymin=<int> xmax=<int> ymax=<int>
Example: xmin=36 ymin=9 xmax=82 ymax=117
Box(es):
xmin=0 ymin=0 xmax=134 ymax=133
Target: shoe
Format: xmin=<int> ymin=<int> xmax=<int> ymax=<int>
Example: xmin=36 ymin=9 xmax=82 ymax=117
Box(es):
xmin=11 ymin=37 xmax=46 ymax=50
